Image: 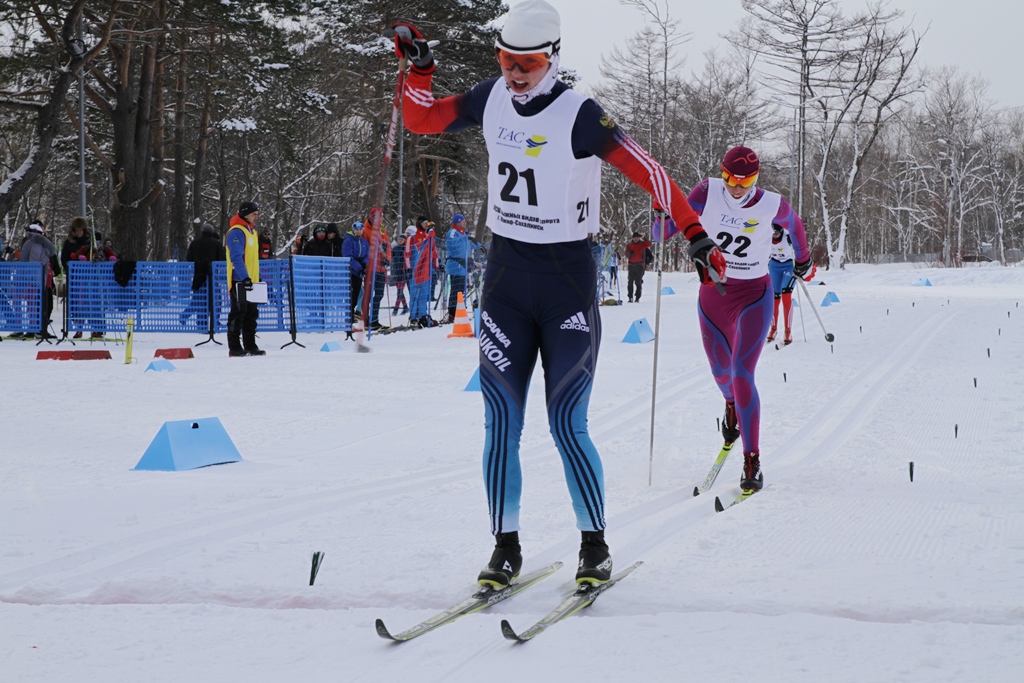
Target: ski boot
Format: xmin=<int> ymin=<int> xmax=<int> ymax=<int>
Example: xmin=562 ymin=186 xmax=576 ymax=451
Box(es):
xmin=722 ymin=401 xmax=740 ymax=445
xmin=741 ymin=451 xmax=763 ymax=491
xmin=575 ymin=530 xmax=612 ymax=586
xmin=783 ymin=328 xmax=792 ymax=345
xmin=766 ymin=324 xmax=777 ymax=342
xmin=243 ymin=332 xmax=266 ymax=356
xmin=477 ymin=531 xmax=522 ymax=590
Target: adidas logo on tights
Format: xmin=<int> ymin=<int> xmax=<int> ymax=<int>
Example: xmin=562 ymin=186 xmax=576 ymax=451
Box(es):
xmin=560 ymin=312 xmax=590 ymax=332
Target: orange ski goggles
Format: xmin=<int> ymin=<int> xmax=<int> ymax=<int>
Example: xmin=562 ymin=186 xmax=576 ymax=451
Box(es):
xmin=495 ymin=48 xmax=551 ymax=74
xmin=721 ymin=168 xmax=759 ymax=189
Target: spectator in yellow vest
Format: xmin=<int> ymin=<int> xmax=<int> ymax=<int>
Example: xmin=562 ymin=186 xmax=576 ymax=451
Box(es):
xmin=225 ymin=201 xmax=265 ymax=357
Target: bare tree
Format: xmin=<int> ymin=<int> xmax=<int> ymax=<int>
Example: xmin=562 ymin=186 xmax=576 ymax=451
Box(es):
xmin=806 ymin=3 xmax=921 ymax=268
xmin=906 ymin=67 xmax=992 ymax=266
xmin=979 ymin=108 xmax=1024 ymax=264
xmin=735 ymin=0 xmax=859 ymax=217
xmin=0 ymin=1 xmax=116 ymax=224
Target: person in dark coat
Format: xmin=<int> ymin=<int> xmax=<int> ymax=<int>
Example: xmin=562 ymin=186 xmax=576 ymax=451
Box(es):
xmin=60 ymin=216 xmax=92 ymax=272
xmin=302 ymin=225 xmax=335 ymax=257
xmin=325 ymin=223 xmax=343 ymax=257
xmin=16 ymin=222 xmax=60 ymax=339
xmin=182 ymin=222 xmax=224 ymax=326
xmin=390 ymin=231 xmax=410 ymax=314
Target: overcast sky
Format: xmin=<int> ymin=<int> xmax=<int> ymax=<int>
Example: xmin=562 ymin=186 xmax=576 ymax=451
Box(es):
xmin=549 ymin=0 xmax=1024 ymax=111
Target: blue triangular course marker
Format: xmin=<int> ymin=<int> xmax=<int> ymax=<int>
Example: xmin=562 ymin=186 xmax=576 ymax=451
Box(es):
xmin=622 ymin=318 xmax=656 ymax=343
xmin=465 ymin=367 xmax=481 ymax=392
xmin=320 ymin=341 xmax=342 ymax=352
xmin=133 ymin=417 xmax=243 ymax=471
xmin=820 ymin=297 xmax=832 ymax=307
xmin=912 ymin=277 xmax=932 ymax=287
xmin=145 ymin=359 xmax=176 ymax=372
xmin=661 ymin=286 xmax=676 ymax=295
xmin=825 ymin=291 xmax=840 ymax=303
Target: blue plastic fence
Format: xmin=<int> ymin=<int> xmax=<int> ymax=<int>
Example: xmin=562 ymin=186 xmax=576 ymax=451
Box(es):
xmin=59 ymin=257 xmax=351 ymax=336
xmin=290 ymin=256 xmax=351 ymax=333
xmin=0 ymin=262 xmax=44 ymax=333
xmin=210 ymin=260 xmax=290 ymax=333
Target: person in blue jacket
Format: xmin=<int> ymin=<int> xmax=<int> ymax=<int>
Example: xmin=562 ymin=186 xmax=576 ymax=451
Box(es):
xmin=445 ymin=213 xmax=471 ymax=321
xmin=342 ymin=221 xmax=369 ymax=318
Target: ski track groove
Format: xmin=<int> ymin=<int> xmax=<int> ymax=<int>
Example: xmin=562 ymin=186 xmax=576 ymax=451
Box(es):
xmin=0 ymin=362 xmax=711 ymax=599
xmin=404 ymin=302 xmax=963 ymax=667
xmin=610 ymin=306 xmax=952 ymax=563
xmin=7 ymin=298 xmax=1017 ymax=660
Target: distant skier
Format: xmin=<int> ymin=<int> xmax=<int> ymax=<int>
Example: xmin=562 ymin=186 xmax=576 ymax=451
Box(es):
xmin=767 ymin=223 xmax=799 ymax=344
xmin=687 ymin=146 xmax=812 ymax=492
xmin=389 ymin=0 xmax=724 ymax=589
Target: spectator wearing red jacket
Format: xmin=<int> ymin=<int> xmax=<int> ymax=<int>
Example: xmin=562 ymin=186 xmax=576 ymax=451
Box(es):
xmin=624 ymin=231 xmax=651 ymax=302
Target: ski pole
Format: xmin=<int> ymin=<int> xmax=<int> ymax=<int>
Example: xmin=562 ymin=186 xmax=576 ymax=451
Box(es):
xmin=794 ymin=274 xmax=807 ymax=342
xmin=796 ymin=277 xmax=835 ymax=342
xmin=360 ymin=37 xmax=412 ymax=348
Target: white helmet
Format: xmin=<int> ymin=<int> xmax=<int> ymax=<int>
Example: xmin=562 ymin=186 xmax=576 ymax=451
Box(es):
xmin=496 ymin=0 xmax=561 ymax=55
xmin=405 ymin=226 xmax=416 ymax=237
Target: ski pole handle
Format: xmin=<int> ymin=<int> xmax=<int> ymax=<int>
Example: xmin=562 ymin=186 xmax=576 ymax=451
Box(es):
xmin=707 ymin=266 xmax=726 ymax=295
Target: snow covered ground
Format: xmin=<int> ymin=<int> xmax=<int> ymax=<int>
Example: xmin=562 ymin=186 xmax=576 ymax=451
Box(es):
xmin=2 ymin=262 xmax=1022 ymax=682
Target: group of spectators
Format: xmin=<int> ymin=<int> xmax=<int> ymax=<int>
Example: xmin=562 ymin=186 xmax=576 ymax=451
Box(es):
xmin=3 ymin=206 xmax=480 ymax=341
xmin=4 ymin=216 xmax=118 ymax=340
xmin=277 ymin=213 xmax=480 ymax=331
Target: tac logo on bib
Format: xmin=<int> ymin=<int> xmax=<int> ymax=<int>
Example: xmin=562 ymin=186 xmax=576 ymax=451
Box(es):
xmin=742 ymin=219 xmax=759 ymax=233
xmin=525 ymin=135 xmax=548 ymax=158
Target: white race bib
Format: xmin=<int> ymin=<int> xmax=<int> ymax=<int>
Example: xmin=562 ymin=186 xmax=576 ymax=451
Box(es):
xmin=482 ymin=86 xmax=601 ymax=243
xmin=700 ymin=178 xmax=781 ymax=280
xmin=770 ymin=229 xmax=795 ymax=262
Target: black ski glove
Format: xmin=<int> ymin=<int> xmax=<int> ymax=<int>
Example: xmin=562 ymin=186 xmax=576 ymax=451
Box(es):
xmin=240 ymin=277 xmax=253 ymax=291
xmin=385 ymin=24 xmax=435 ymax=72
xmin=794 ymin=258 xmax=813 ymax=279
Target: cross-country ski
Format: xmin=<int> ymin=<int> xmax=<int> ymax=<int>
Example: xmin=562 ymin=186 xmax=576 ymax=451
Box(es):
xmin=500 ymin=562 xmax=643 ymax=643
xmin=375 ymin=562 xmax=561 ymax=642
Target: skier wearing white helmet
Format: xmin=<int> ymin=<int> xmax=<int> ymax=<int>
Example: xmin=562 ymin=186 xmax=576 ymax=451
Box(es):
xmin=389 ymin=0 xmax=726 ymax=589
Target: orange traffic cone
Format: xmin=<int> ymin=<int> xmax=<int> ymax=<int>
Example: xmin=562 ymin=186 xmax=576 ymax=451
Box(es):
xmin=448 ymin=291 xmax=475 ymax=338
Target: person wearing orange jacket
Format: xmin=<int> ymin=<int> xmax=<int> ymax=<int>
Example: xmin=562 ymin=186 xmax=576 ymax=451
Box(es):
xmin=624 ymin=231 xmax=651 ymax=302
xmin=369 ymin=223 xmax=392 ymax=330
xmin=225 ymin=201 xmax=265 ymax=357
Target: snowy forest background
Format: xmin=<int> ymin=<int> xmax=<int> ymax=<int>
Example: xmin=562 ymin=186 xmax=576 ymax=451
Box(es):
xmin=1 ymin=0 xmax=1022 ymax=269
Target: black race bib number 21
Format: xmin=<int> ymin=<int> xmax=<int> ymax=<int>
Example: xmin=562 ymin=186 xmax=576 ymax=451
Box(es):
xmin=498 ymin=162 xmax=538 ymax=206
xmin=499 ymin=161 xmax=590 ymax=224
xmin=576 ymin=198 xmax=589 ymax=224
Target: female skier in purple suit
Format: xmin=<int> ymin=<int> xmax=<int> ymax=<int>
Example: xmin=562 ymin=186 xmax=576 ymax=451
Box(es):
xmin=686 ymin=146 xmax=812 ymax=491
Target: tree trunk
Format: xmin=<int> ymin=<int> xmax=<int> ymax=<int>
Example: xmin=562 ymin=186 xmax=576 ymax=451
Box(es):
xmin=0 ymin=2 xmax=90 ymax=224
xmin=109 ymin=26 xmax=163 ymax=260
xmin=193 ymin=86 xmax=213 ymax=228
xmin=171 ymin=43 xmax=188 ymax=259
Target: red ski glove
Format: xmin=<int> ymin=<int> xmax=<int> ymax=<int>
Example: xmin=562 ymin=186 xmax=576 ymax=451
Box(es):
xmin=688 ymin=235 xmax=727 ymax=291
xmin=385 ymin=24 xmax=435 ymax=73
xmin=794 ymin=258 xmax=816 ymax=282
